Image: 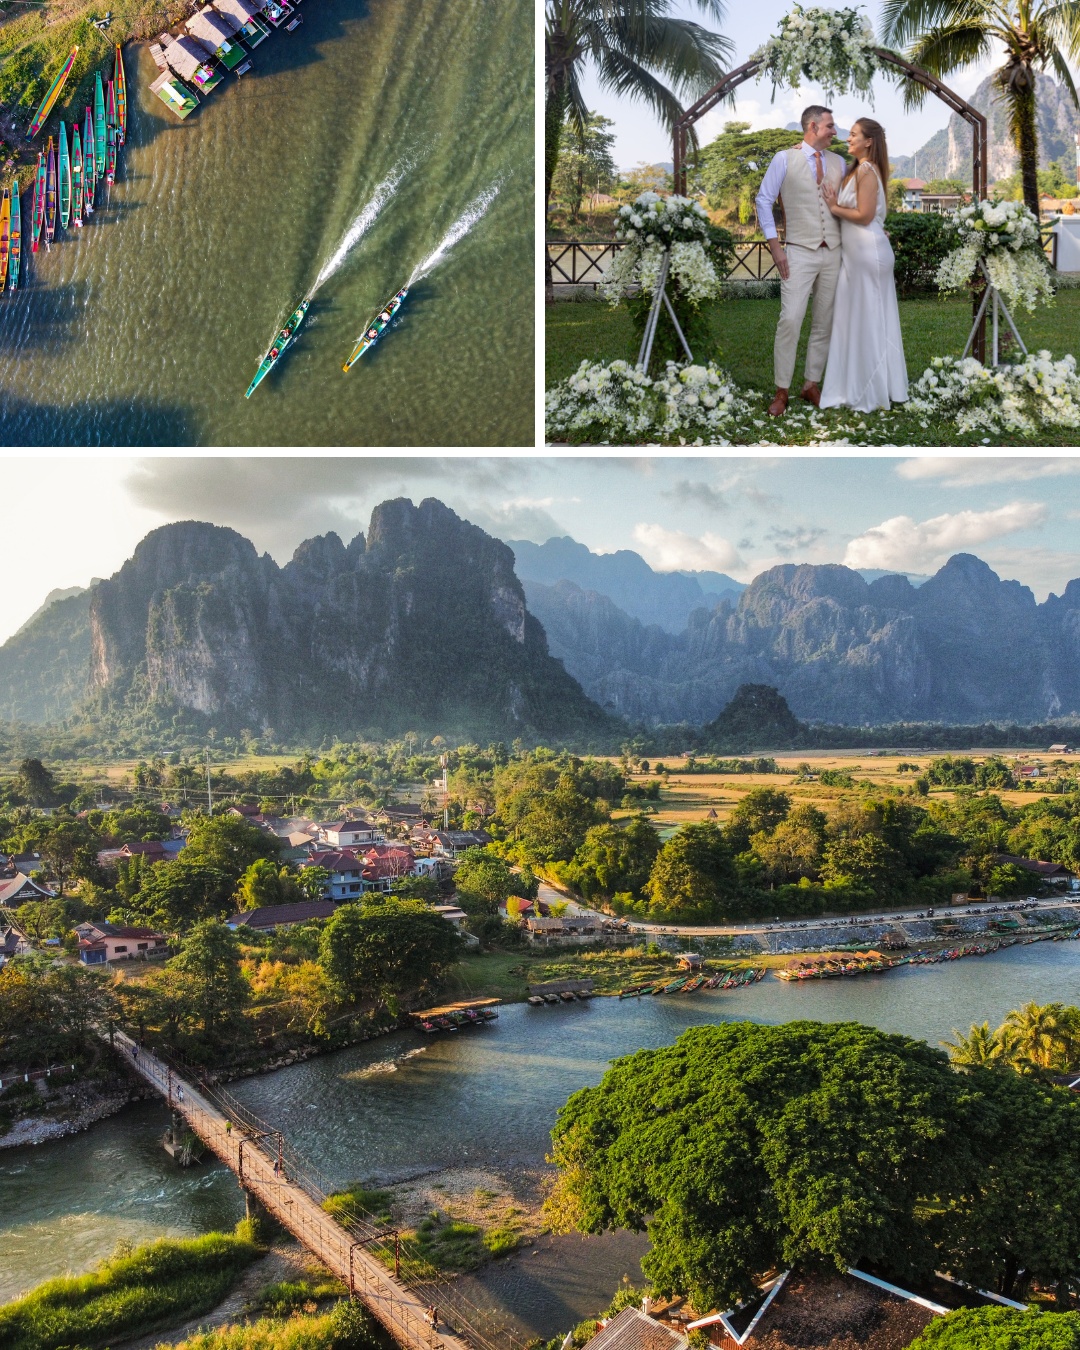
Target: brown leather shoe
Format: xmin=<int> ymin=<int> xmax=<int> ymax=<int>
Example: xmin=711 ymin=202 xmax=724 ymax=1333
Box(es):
xmin=768 ymin=387 xmax=789 ymax=417
xmin=800 ymin=381 xmax=821 ymax=407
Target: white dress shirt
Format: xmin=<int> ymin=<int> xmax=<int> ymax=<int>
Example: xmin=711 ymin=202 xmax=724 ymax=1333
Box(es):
xmin=755 ymin=141 xmax=828 ymax=241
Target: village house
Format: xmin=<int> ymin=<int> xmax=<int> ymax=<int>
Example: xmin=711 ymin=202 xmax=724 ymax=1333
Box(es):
xmin=410 ymin=827 xmax=493 ymax=858
xmin=96 ymin=838 xmax=186 ymax=868
xmin=316 ymin=818 xmax=386 ymax=849
xmin=0 ymin=923 xmax=30 ymax=963
xmin=74 ymin=921 xmax=169 ymax=964
xmin=227 ymin=900 xmax=339 ymax=932
xmin=302 ymin=843 xmax=417 ymax=899
xmin=1049 ymin=743 xmax=1075 ymax=753
xmin=0 ymin=872 xmax=56 ymax=906
xmin=995 ymin=852 xmax=1076 ymax=885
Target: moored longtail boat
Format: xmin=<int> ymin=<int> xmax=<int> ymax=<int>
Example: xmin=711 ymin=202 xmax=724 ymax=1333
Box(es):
xmin=0 ymin=190 xmax=9 ymax=291
xmin=342 ymin=286 xmax=408 ymax=370
xmin=114 ymin=46 xmax=127 ymax=146
xmin=26 ymin=46 xmax=79 ymax=140
xmin=31 ymin=153 xmax=45 ymax=251
xmin=44 ymin=136 xmax=57 ymax=245
xmin=105 ymin=81 xmax=117 ymax=185
xmin=9 ymin=186 xmax=21 ymax=289
xmin=244 ymin=299 xmax=310 ymax=397
xmin=59 ymin=122 xmax=71 ymax=229
xmin=72 ymin=125 xmax=84 ymax=227
xmin=94 ymin=74 xmax=106 ymax=181
xmin=83 ymin=106 xmax=96 ymax=214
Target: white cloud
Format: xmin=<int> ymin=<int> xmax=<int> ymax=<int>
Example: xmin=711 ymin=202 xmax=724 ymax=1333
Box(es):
xmin=632 ymin=523 xmax=743 ymax=573
xmin=844 ymin=502 xmax=1048 ymax=572
xmin=897 ymin=457 xmax=1080 ymax=486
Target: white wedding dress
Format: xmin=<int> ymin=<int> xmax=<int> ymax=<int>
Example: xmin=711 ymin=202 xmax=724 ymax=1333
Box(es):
xmin=819 ymin=164 xmax=908 ymax=412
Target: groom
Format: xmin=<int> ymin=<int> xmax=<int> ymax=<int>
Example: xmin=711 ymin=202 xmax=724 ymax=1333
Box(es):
xmin=754 ymin=106 xmax=845 ymax=417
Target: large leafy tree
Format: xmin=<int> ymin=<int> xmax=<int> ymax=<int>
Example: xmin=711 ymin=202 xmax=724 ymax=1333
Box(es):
xmin=644 ymin=820 xmax=736 ymax=919
xmin=118 ymin=858 xmax=236 ymax=931
xmin=551 ymin=110 xmax=619 ymax=219
xmin=911 ymin=1307 xmax=1080 ymax=1347
xmin=166 ymin=919 xmax=249 ymax=1039
xmin=453 ymin=849 xmax=517 ymax=914
xmin=569 ymin=817 xmax=661 ymax=899
xmin=545 ymin=0 xmax=733 ymax=212
xmin=318 ymin=899 xmax=461 ymax=1008
xmin=545 ymin=1020 xmax=1080 ymax=1312
xmin=182 ymin=813 xmax=281 ymax=875
xmin=881 ymin=0 xmax=1080 ymax=219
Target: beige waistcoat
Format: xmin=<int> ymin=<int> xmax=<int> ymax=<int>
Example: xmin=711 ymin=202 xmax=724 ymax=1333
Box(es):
xmin=779 ymin=146 xmax=843 ymax=249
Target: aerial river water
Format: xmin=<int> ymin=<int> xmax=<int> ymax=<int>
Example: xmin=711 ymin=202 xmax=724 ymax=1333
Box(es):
xmin=4 ymin=941 xmax=1079 ymax=1333
xmin=0 ymin=0 xmax=532 ymax=445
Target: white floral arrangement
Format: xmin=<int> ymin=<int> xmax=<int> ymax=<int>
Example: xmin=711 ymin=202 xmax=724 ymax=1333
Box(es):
xmin=752 ymin=5 xmax=883 ymax=100
xmin=936 ymin=198 xmax=1054 ymax=313
xmin=545 ymin=358 xmax=754 ymax=442
xmin=601 ymin=192 xmax=721 ymax=305
xmin=908 ymin=352 xmax=1080 ymax=435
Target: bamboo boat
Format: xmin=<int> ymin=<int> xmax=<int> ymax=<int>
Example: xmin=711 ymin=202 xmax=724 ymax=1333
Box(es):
xmin=94 ymin=74 xmax=106 ymax=180
xmin=105 ymin=81 xmax=117 ymax=184
xmin=114 ymin=46 xmax=127 ymax=146
xmin=244 ymin=299 xmax=310 ymax=397
xmin=9 ymin=185 xmax=21 ymax=289
xmin=45 ymin=136 xmax=57 ymax=245
xmin=72 ymin=125 xmax=84 ymax=227
xmin=59 ymin=122 xmax=71 ymax=230
xmin=0 ymin=190 xmax=9 ymax=291
xmin=342 ymin=287 xmax=408 ymax=370
xmin=31 ymin=153 xmax=45 ymax=252
xmin=83 ymin=106 xmax=96 ymax=214
xmin=27 ymin=46 xmax=79 ymax=140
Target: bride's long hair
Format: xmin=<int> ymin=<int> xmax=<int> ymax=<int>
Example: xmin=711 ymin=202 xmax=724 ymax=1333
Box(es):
xmin=842 ymin=118 xmax=890 ymax=189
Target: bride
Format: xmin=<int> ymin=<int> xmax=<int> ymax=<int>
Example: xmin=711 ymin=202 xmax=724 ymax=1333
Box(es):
xmin=819 ymin=118 xmax=908 ymax=413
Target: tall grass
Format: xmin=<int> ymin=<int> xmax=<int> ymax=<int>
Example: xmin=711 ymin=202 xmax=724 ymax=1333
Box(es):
xmin=0 ymin=1229 xmax=261 ymax=1350
xmin=169 ymin=1299 xmax=379 ymax=1350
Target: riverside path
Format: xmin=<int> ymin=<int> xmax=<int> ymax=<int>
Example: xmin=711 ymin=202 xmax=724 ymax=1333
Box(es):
xmin=113 ymin=1031 xmax=495 ymax=1350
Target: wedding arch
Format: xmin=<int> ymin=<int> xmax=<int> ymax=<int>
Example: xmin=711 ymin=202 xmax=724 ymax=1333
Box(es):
xmin=671 ymin=21 xmax=990 ymax=356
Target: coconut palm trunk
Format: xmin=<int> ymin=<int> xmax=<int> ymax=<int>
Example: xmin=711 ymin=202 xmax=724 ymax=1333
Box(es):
xmin=1009 ymin=71 xmax=1041 ymax=218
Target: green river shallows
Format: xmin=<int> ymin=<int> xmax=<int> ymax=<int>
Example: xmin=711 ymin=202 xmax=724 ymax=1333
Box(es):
xmin=0 ymin=0 xmax=533 ymax=446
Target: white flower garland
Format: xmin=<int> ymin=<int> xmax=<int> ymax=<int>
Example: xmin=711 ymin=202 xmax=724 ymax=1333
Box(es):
xmin=752 ymin=5 xmax=883 ymax=100
xmin=545 ymin=359 xmax=754 ymax=442
xmin=936 ymin=199 xmax=1054 ymax=313
xmin=600 ymin=193 xmax=721 ymax=305
xmin=908 ymin=352 xmax=1080 ymax=435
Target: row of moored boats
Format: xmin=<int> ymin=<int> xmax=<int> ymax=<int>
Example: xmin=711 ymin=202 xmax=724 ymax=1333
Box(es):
xmin=619 ymin=967 xmax=766 ymax=998
xmin=415 ymin=1006 xmax=498 ymax=1034
xmin=527 ymin=989 xmax=596 ymax=1006
xmin=0 ymin=45 xmax=126 ymax=295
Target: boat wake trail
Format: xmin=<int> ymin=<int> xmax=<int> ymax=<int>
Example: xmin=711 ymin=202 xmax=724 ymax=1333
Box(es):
xmin=408 ymin=181 xmax=500 ymax=285
xmin=308 ymin=162 xmax=410 ymax=298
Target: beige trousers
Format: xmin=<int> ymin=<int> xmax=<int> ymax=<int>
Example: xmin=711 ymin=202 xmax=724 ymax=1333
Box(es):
xmin=774 ymin=242 xmax=842 ymax=389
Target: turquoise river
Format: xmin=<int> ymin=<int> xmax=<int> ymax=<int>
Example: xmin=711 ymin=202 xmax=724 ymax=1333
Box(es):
xmin=4 ymin=942 xmax=1079 ymax=1335
xmin=0 ymin=0 xmax=532 ymax=445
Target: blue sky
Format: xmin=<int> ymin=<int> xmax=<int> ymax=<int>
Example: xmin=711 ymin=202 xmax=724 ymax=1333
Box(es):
xmin=6 ymin=456 xmax=1080 ymax=642
xmin=581 ymin=0 xmax=1013 ymax=169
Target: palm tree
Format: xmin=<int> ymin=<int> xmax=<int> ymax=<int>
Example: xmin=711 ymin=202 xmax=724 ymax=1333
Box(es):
xmin=944 ymin=1019 xmax=1008 ymax=1066
xmin=545 ymin=0 xmax=734 ymax=213
xmin=881 ymin=0 xmax=1080 ymax=219
xmin=1002 ymin=1000 xmax=1068 ymax=1069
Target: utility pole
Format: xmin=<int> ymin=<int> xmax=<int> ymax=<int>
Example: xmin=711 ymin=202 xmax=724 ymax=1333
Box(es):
xmin=205 ymin=748 xmax=213 ymax=814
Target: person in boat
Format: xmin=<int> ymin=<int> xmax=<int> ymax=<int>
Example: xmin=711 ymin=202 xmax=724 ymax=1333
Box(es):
xmin=379 ymin=310 xmax=391 ymax=322
xmin=366 ymin=327 xmax=378 ymax=340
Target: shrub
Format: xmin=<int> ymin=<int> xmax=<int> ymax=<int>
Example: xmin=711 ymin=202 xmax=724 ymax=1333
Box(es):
xmin=884 ymin=212 xmax=952 ymax=294
xmin=910 ymin=1307 xmax=1080 ymax=1349
xmin=172 ymin=1300 xmax=378 ymax=1350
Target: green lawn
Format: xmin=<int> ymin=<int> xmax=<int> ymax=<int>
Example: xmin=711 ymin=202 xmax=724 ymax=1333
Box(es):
xmin=545 ymin=289 xmax=1080 ymax=446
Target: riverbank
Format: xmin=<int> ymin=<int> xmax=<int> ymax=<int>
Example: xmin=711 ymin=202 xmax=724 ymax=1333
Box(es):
xmin=0 ymin=1049 xmax=155 ymax=1152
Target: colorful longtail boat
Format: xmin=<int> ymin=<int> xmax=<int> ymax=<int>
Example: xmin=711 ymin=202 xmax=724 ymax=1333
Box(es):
xmin=9 ymin=186 xmax=20 ymax=289
xmin=31 ymin=152 xmax=45 ymax=252
xmin=72 ymin=125 xmax=84 ymax=227
xmin=114 ymin=46 xmax=127 ymax=146
xmin=0 ymin=191 xmax=9 ymax=292
xmin=59 ymin=122 xmax=71 ymax=229
xmin=94 ymin=74 xmax=106 ymax=181
xmin=244 ymin=299 xmax=310 ymax=397
xmin=26 ymin=46 xmax=79 ymax=140
xmin=83 ymin=106 xmax=96 ymax=214
xmin=44 ymin=136 xmax=57 ymax=245
xmin=106 ymin=81 xmax=117 ymax=184
xmin=342 ymin=287 xmax=408 ymax=370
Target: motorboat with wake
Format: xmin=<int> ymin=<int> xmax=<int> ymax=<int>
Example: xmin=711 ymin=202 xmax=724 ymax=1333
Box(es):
xmin=245 ymin=299 xmax=310 ymax=397
xmin=342 ymin=286 xmax=407 ymax=370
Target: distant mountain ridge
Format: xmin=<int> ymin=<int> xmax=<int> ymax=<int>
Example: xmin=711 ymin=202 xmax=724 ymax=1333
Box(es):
xmin=891 ymin=74 xmax=1080 ymax=183
xmin=0 ymin=503 xmax=612 ymax=743
xmin=525 ymin=554 xmax=1080 ymax=727
xmin=509 ymin=536 xmax=745 ymax=633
